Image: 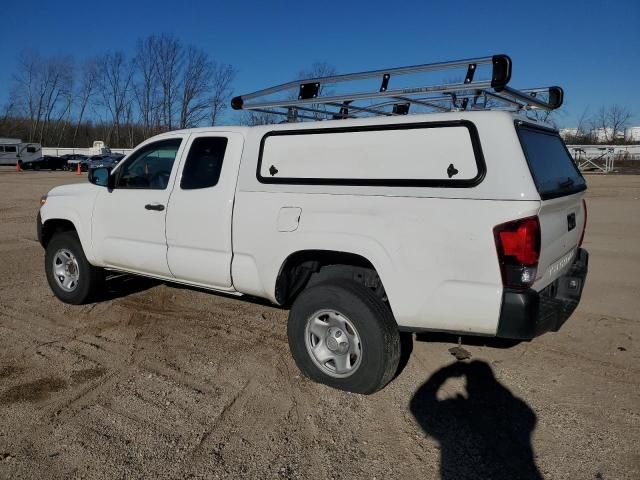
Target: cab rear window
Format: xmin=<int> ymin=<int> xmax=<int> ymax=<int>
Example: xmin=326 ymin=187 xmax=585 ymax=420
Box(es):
xmin=517 ymin=123 xmax=586 ymax=200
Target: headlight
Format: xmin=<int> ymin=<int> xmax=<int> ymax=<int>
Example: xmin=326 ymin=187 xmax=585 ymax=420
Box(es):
xmin=40 ymin=194 xmax=48 ymax=206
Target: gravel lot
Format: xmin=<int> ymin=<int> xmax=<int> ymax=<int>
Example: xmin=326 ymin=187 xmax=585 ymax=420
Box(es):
xmin=0 ymin=169 xmax=638 ymax=479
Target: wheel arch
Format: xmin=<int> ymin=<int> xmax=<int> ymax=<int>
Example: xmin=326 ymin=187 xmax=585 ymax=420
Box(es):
xmin=274 ymin=249 xmax=393 ymax=314
xmin=40 ymin=218 xmax=78 ymax=248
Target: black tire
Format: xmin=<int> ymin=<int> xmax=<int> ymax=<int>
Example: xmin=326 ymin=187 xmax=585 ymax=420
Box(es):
xmin=45 ymin=231 xmax=104 ymax=305
xmin=287 ymin=279 xmax=400 ymax=394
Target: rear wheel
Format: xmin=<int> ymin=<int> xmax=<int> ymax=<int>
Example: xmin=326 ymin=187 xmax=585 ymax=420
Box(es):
xmin=45 ymin=231 xmax=104 ymax=304
xmin=287 ymin=279 xmax=400 ymax=394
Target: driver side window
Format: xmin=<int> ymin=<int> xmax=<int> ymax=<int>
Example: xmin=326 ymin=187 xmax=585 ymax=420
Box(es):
xmin=116 ymin=138 xmax=182 ymax=189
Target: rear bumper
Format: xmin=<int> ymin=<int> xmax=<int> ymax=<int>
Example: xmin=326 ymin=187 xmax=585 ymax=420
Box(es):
xmin=496 ymin=248 xmax=589 ymax=340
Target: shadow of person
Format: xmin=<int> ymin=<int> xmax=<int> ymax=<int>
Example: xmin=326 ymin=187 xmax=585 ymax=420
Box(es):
xmin=410 ymin=360 xmax=542 ymax=480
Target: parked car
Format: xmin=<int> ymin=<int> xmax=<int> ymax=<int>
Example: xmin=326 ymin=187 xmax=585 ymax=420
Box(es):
xmin=60 ymin=154 xmax=88 ymax=171
xmin=20 ymin=155 xmax=66 ymax=170
xmin=85 ymin=154 xmax=109 ymax=168
xmin=87 ymin=153 xmax=117 ymax=171
xmin=37 ymin=55 xmax=589 ymax=395
xmin=87 ymin=154 xmax=124 ymax=171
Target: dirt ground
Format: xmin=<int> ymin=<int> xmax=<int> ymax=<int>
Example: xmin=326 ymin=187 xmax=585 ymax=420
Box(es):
xmin=0 ymin=169 xmax=638 ymax=480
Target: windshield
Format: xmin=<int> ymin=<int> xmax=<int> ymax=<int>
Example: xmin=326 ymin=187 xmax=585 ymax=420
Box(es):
xmin=517 ymin=123 xmax=586 ymax=200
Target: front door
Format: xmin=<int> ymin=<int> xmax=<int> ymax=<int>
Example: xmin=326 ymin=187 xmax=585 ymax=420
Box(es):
xmin=92 ymin=135 xmax=187 ymax=277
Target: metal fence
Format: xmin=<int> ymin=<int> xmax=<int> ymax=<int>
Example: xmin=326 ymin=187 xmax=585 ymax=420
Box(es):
xmin=568 ymin=144 xmax=640 ymax=173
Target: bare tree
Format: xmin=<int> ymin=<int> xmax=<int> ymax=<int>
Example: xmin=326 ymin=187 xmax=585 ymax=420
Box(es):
xmin=72 ymin=59 xmax=99 ymax=146
xmin=0 ymin=93 xmax=21 ymax=138
xmin=38 ymin=57 xmax=73 ymax=144
xmin=178 ymin=46 xmax=212 ymax=128
xmin=0 ymin=95 xmax=16 ymax=124
xmin=12 ymin=51 xmax=41 ymax=141
xmin=153 ymin=34 xmax=183 ymax=130
xmin=593 ymin=104 xmax=633 ymax=143
xmin=133 ymin=36 xmax=160 ymax=137
xmin=525 ymin=108 xmax=562 ymax=129
xmin=210 ymin=63 xmax=235 ymax=126
xmin=124 ymin=100 xmax=136 ymax=148
xmin=10 ymin=52 xmax=74 ymax=144
xmin=573 ymin=106 xmax=591 ymax=143
xmin=97 ymin=51 xmax=134 ymax=147
xmin=239 ymin=111 xmax=280 ymax=126
xmin=4 ymin=36 xmax=238 ymax=146
xmin=53 ymin=85 xmax=74 ymax=146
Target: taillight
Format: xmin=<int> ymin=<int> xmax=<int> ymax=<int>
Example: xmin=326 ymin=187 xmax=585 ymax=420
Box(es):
xmin=579 ymin=199 xmax=587 ymax=247
xmin=493 ymin=216 xmax=541 ymax=289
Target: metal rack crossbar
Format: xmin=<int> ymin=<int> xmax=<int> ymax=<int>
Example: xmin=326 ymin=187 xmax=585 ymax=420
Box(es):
xmin=231 ymin=54 xmax=563 ymax=121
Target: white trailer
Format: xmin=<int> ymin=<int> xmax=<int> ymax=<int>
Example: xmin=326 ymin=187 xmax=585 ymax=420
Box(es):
xmin=0 ymin=138 xmax=43 ymax=166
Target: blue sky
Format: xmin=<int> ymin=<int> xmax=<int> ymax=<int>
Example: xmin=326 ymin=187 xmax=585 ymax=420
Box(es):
xmin=0 ymin=0 xmax=638 ymax=126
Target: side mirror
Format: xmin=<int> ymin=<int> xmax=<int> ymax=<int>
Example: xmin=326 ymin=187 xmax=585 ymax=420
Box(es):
xmin=88 ymin=167 xmax=111 ymax=188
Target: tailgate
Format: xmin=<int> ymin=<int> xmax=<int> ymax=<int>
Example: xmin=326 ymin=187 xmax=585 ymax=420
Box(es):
xmin=535 ymin=192 xmax=586 ymax=289
xmin=515 ymin=121 xmax=587 ymax=290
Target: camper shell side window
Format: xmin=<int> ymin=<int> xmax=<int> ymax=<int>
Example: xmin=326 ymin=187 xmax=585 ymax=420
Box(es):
xmin=257 ymin=120 xmax=486 ymax=188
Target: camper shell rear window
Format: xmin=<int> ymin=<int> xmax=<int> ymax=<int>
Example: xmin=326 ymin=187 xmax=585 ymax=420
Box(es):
xmin=257 ymin=120 xmax=486 ymax=188
xmin=516 ymin=122 xmax=586 ymax=200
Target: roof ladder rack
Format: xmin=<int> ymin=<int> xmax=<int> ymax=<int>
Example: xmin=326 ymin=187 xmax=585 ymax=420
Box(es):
xmin=231 ymin=54 xmax=563 ymax=122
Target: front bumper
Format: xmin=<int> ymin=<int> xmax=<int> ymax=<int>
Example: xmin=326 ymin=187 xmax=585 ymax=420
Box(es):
xmin=496 ymin=248 xmax=589 ymax=340
xmin=36 ymin=211 xmax=44 ymax=247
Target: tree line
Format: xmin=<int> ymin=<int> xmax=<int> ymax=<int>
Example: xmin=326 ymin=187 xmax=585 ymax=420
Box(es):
xmin=0 ymin=34 xmax=234 ymax=148
xmin=560 ymin=105 xmax=636 ymax=144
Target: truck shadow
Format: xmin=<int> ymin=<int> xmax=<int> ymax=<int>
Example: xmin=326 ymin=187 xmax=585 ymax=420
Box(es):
xmin=394 ymin=332 xmax=414 ymax=380
xmin=414 ymin=332 xmax=522 ymax=349
xmin=410 ymin=360 xmax=542 ymax=480
xmin=96 ymin=274 xmax=161 ymax=301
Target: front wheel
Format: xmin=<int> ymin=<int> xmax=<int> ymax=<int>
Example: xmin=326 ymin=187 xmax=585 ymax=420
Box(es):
xmin=45 ymin=231 xmax=104 ymax=304
xmin=287 ymin=279 xmax=400 ymax=394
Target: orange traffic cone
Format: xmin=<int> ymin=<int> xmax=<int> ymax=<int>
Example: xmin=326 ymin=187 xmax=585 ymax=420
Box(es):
xmin=76 ymin=162 xmax=81 ymax=175
xmin=15 ymin=161 xmax=21 ymax=172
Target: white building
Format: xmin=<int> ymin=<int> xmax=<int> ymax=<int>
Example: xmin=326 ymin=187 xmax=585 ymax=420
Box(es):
xmin=559 ymin=128 xmax=578 ymax=140
xmin=590 ymin=128 xmax=616 ymax=143
xmin=624 ymin=127 xmax=640 ymax=142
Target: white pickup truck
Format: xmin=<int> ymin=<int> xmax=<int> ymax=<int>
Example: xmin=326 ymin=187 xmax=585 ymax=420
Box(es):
xmin=37 ymin=57 xmax=589 ymax=394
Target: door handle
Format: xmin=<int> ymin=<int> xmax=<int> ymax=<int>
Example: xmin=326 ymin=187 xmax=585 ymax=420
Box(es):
xmin=145 ymin=203 xmax=165 ymax=211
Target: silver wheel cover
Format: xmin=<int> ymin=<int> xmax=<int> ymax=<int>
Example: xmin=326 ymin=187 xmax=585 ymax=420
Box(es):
xmin=304 ymin=309 xmax=362 ymax=378
xmin=52 ymin=248 xmax=80 ymax=292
